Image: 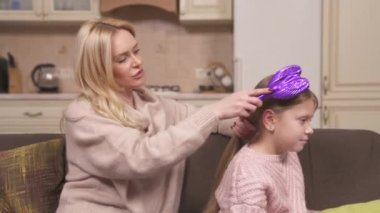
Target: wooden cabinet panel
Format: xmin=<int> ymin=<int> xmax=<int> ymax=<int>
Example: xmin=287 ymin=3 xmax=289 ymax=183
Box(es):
xmin=0 ymin=0 xmax=99 ymax=22
xmin=322 ymin=100 xmax=380 ymax=133
xmin=0 ymin=99 xmax=70 ymax=133
xmin=322 ymin=0 xmax=380 ymax=99
xmin=179 ymin=0 xmax=232 ymax=23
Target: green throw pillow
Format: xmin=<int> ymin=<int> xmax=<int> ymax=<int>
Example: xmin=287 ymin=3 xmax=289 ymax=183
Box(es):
xmin=0 ymin=138 xmax=65 ymax=213
xmin=323 ymin=200 xmax=380 ymax=213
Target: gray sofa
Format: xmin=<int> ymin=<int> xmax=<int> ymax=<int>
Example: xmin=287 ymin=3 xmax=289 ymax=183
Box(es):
xmin=1 ymin=129 xmax=380 ymax=212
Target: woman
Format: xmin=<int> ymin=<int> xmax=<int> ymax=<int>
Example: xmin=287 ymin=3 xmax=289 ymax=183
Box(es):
xmin=56 ymin=17 xmax=270 ymax=213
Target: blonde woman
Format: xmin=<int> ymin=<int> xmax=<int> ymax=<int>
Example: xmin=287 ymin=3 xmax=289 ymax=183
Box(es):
xmin=56 ymin=17 xmax=270 ymax=213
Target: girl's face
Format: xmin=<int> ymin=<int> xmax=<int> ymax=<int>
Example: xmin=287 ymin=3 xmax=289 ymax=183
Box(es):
xmin=273 ymin=98 xmax=316 ymax=153
xmin=111 ymin=29 xmax=145 ymax=90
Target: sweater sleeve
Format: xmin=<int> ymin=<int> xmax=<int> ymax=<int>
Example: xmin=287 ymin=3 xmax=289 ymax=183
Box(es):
xmin=64 ymin=105 xmax=219 ymax=180
xmin=160 ymin=97 xmax=234 ymax=136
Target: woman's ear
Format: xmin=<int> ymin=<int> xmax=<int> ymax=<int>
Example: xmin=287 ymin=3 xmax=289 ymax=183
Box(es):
xmin=262 ymin=109 xmax=276 ymax=132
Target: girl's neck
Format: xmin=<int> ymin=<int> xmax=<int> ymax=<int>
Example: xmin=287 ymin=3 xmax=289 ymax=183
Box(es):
xmin=248 ymin=133 xmax=285 ymax=155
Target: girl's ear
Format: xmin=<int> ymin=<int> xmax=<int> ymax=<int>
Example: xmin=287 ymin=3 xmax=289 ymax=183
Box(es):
xmin=262 ymin=109 xmax=276 ymax=132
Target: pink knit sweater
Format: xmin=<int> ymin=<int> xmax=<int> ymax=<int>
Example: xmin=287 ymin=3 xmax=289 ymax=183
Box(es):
xmin=216 ymin=145 xmax=310 ymax=213
xmin=57 ymin=88 xmax=233 ymax=213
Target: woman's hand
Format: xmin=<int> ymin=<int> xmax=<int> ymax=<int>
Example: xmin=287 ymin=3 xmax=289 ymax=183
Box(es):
xmin=210 ymin=88 xmax=271 ymax=120
xmin=232 ymin=117 xmax=256 ymax=140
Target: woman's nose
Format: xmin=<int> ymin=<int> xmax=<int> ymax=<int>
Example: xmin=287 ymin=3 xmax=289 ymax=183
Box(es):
xmin=132 ymin=54 xmax=142 ymax=67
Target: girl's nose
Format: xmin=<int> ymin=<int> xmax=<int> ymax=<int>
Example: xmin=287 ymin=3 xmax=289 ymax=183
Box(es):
xmin=305 ymin=126 xmax=314 ymax=135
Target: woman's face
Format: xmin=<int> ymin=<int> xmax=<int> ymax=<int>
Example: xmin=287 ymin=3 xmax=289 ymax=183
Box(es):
xmin=273 ymin=98 xmax=316 ymax=153
xmin=111 ymin=29 xmax=145 ymax=90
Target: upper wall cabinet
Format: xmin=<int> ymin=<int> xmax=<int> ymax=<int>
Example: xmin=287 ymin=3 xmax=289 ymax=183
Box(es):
xmin=179 ymin=0 xmax=232 ymax=24
xmin=0 ymin=0 xmax=99 ymax=22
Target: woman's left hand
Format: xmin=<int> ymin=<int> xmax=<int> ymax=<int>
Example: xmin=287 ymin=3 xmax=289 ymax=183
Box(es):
xmin=231 ymin=117 xmax=256 ymax=140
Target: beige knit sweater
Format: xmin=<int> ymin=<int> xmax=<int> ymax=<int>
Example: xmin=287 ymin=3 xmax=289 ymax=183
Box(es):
xmin=216 ymin=145 xmax=312 ymax=213
xmin=56 ymin=88 xmax=233 ymax=213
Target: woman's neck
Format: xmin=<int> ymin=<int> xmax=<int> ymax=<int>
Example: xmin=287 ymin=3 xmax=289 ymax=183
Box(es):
xmin=118 ymin=89 xmax=135 ymax=108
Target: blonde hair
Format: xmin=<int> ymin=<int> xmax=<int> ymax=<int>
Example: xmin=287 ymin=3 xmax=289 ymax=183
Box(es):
xmin=74 ymin=17 xmax=143 ymax=129
xmin=203 ymin=75 xmax=318 ymax=213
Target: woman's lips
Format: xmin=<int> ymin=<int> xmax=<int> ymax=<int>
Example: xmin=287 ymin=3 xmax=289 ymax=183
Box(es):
xmin=133 ymin=69 xmax=144 ymax=79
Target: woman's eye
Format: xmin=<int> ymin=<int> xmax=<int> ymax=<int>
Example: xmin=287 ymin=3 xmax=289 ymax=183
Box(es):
xmin=134 ymin=49 xmax=140 ymax=54
xmin=117 ymin=57 xmax=127 ymax=63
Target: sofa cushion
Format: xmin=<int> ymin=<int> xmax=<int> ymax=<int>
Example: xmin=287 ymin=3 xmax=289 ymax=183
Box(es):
xmin=0 ymin=138 xmax=66 ymax=213
xmin=323 ymin=199 xmax=380 ymax=213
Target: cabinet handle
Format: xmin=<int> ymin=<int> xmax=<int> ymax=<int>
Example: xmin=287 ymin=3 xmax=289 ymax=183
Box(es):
xmin=323 ymin=75 xmax=329 ymax=95
xmin=23 ymin=112 xmax=43 ymax=118
xmin=322 ymin=106 xmax=329 ymax=126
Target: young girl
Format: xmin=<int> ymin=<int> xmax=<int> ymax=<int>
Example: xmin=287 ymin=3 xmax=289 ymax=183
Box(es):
xmin=205 ymin=66 xmax=319 ymax=213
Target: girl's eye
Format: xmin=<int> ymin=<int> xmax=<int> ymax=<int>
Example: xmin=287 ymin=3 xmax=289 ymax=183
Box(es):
xmin=299 ymin=118 xmax=308 ymax=124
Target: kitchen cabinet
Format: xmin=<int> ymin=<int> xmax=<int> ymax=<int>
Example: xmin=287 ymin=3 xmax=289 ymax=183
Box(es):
xmin=0 ymin=93 xmax=226 ymax=133
xmin=179 ymin=0 xmax=232 ymax=24
xmin=0 ymin=0 xmax=99 ymax=22
xmin=321 ymin=0 xmax=380 ymax=132
xmin=0 ymin=97 xmax=71 ymax=133
xmin=322 ymin=100 xmax=380 ymax=133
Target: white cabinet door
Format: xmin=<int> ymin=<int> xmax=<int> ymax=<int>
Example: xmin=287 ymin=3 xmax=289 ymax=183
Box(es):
xmin=0 ymin=0 xmax=42 ymax=21
xmin=179 ymin=0 xmax=232 ymax=23
xmin=322 ymin=0 xmax=380 ymax=132
xmin=44 ymin=0 xmax=99 ymax=21
xmin=322 ymin=0 xmax=380 ymax=100
xmin=0 ymin=99 xmax=70 ymax=133
xmin=322 ymin=100 xmax=380 ymax=133
xmin=0 ymin=0 xmax=99 ymax=21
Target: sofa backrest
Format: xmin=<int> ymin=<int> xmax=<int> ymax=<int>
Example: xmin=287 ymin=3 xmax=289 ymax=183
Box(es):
xmin=299 ymin=128 xmax=380 ymax=210
xmin=179 ymin=134 xmax=230 ymax=213
xmin=0 ymin=134 xmax=64 ymax=151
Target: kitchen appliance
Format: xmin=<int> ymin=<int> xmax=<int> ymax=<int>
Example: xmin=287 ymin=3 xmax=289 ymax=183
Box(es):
xmin=31 ymin=63 xmax=59 ymax=93
xmin=0 ymin=55 xmax=8 ymax=93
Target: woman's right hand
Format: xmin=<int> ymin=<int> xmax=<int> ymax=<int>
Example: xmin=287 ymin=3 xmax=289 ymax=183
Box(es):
xmin=210 ymin=88 xmax=271 ymax=120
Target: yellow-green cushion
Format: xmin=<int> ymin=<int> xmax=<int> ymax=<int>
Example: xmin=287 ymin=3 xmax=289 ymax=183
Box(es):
xmin=0 ymin=138 xmax=65 ymax=213
xmin=323 ymin=200 xmax=380 ymax=213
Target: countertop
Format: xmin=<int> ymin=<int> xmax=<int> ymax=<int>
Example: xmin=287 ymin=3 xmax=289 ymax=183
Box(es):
xmin=0 ymin=92 xmax=230 ymax=101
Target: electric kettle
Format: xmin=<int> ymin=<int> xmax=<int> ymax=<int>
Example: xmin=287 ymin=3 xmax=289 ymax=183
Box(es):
xmin=31 ymin=63 xmax=59 ymax=93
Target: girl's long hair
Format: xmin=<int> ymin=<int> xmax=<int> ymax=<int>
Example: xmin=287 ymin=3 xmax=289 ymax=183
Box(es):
xmin=71 ymin=17 xmax=145 ymax=129
xmin=203 ymin=75 xmax=318 ymax=213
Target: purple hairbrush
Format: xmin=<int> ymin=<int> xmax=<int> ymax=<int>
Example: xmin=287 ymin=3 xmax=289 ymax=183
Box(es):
xmin=257 ymin=65 xmax=309 ymax=100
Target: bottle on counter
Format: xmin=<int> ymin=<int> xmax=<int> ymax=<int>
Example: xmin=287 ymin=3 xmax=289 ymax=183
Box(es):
xmin=7 ymin=52 xmax=22 ymax=93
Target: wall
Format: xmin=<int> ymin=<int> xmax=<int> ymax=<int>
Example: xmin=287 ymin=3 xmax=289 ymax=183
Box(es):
xmin=234 ymin=0 xmax=322 ymax=127
xmin=0 ymin=5 xmax=233 ymax=93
